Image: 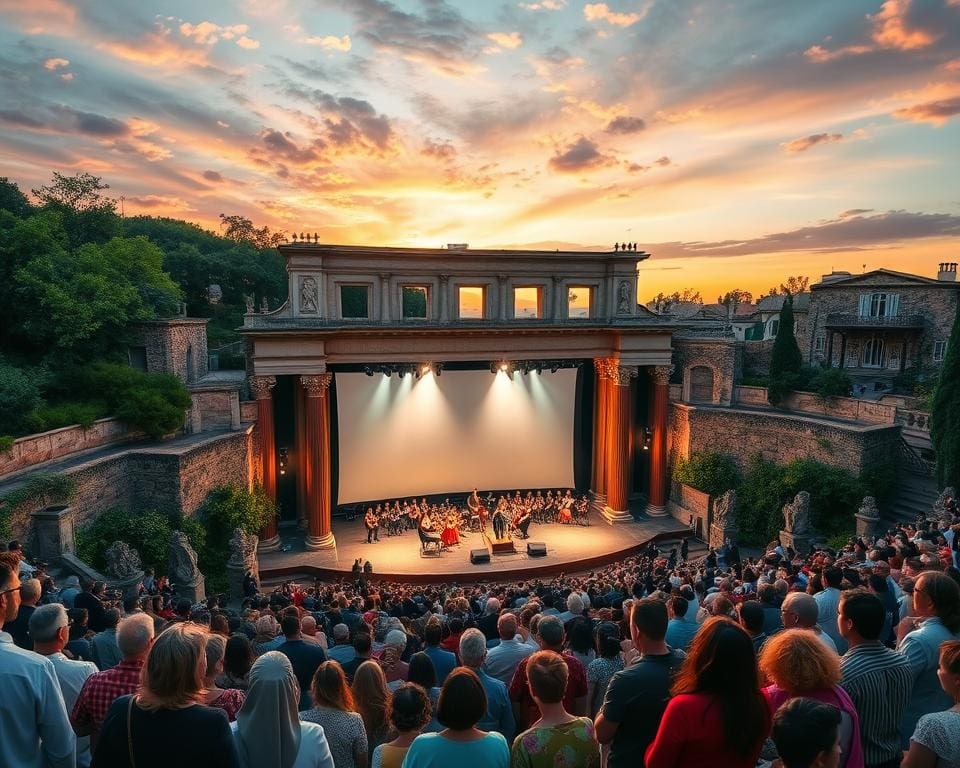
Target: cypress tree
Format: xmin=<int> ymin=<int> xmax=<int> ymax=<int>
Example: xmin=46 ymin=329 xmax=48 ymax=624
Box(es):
xmin=767 ymin=294 xmax=803 ymax=405
xmin=931 ymin=306 xmax=960 ymax=489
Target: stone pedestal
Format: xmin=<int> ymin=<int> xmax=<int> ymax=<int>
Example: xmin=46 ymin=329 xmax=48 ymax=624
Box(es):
xmin=108 ymin=572 xmax=144 ymax=602
xmin=709 ymin=524 xmax=736 ymax=551
xmin=174 ymin=577 xmax=205 ymax=604
xmin=227 ymin=563 xmax=247 ymax=605
xmin=855 ymin=513 xmax=880 ymax=539
xmin=779 ymin=529 xmax=813 ymax=555
xmin=31 ymin=505 xmax=75 ymax=563
xmin=602 ymin=506 xmax=634 ymax=524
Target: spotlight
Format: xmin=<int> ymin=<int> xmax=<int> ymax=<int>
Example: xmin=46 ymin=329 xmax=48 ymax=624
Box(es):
xmin=500 ymin=361 xmax=509 ymax=372
xmin=421 ymin=363 xmax=431 ymax=375
xmin=278 ymin=447 xmax=288 ymax=475
xmin=642 ymin=427 xmax=653 ymax=451
xmin=363 ymin=366 xmax=374 ymax=377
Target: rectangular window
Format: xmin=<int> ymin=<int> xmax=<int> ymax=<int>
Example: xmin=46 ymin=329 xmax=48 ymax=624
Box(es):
xmin=128 ymin=346 xmax=148 ymax=372
xmin=401 ymin=286 xmax=428 ymax=319
xmin=862 ymin=292 xmax=900 ymax=318
xmin=340 ymin=285 xmax=369 ymax=319
xmin=814 ymin=336 xmax=825 ymax=352
xmin=934 ymin=340 xmax=947 ymax=362
xmin=567 ymin=286 xmax=593 ymax=318
xmin=513 ymin=286 xmax=543 ymax=319
xmin=458 ymin=286 xmax=485 ymax=319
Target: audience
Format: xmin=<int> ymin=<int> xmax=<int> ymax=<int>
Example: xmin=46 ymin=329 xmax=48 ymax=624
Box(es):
xmin=219 ymin=633 xmax=255 ymax=690
xmin=301 ymin=661 xmax=369 ymax=768
xmin=232 ymin=651 xmax=334 ymax=768
xmin=483 ymin=612 xmax=535 ymax=685
xmin=7 ymin=576 xmax=41 ymax=649
xmin=585 ymin=621 xmax=623 ymax=718
xmin=781 ymin=592 xmax=839 ymax=653
xmin=278 ymin=613 xmax=328 ymax=710
xmin=458 ymin=627 xmax=515 ymax=739
xmin=901 ymin=639 xmax=960 ymax=768
xmin=371 ymin=683 xmax=431 ymax=768
xmin=352 ymin=659 xmax=394 ymax=755
xmin=201 ymin=634 xmax=247 ymax=721
xmin=771 ymin=697 xmax=843 ymax=768
xmin=90 ymin=607 xmax=123 ymax=670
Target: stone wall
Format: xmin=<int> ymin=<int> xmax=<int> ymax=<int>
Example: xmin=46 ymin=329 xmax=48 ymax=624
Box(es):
xmin=668 ymin=482 xmax=711 ymax=538
xmin=671 ymin=337 xmax=740 ymax=405
xmin=131 ymin=319 xmax=209 ymax=384
xmin=742 ymin=339 xmax=775 ymax=377
xmin=0 ymin=419 xmax=141 ymax=480
xmin=669 ymin=402 xmax=900 ymax=477
xmin=733 ymin=386 xmax=897 ymax=424
xmin=188 ymin=388 xmax=240 ymax=433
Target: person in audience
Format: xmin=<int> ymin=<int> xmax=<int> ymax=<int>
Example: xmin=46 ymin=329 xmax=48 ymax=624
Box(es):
xmin=403 ymin=651 xmax=441 ymax=731
xmin=301 ymin=661 xmax=369 ymax=768
xmin=902 ymin=639 xmax=960 ymax=768
xmin=218 ymin=633 xmax=255 ymax=690
xmin=0 ymin=555 xmax=76 ymax=768
xmin=664 ymin=595 xmax=698 ymax=651
xmin=371 ymin=683 xmax=431 ymax=768
xmin=329 ymin=623 xmax=357 ymax=665
xmin=760 ymin=629 xmax=864 ymax=768
xmin=771 ymin=697 xmax=843 ymax=768
xmin=93 ymin=622 xmax=240 ymax=767
xmin=566 ymin=616 xmax=597 ymax=668
xmin=645 ymin=617 xmax=769 ymax=767
xmin=402 ymin=668 xmax=510 ymax=768
xmin=60 ymin=575 xmax=82 ymax=609
xmin=252 ymin=614 xmax=284 ymax=656
xmin=90 ymin=607 xmax=122 ymax=671
xmin=352 ymin=659 xmax=393 ymax=755
xmin=781 ymin=592 xmax=839 ymax=653
xmin=478 ymin=597 xmax=501 ymax=640
xmin=837 ymin=589 xmax=913 ymax=768
xmin=595 ymin=599 xmax=685 ymax=768
xmin=484 ymin=613 xmax=535 ymax=685
xmin=760 ymin=583 xmax=785 ymax=635
xmin=897 ymin=571 xmax=960 ymax=746
xmin=422 ymin=619 xmax=457 ymax=684
xmin=586 ymin=621 xmax=624 ymax=718
xmin=511 ymin=649 xmax=600 ymax=768
xmin=816 ymin=566 xmax=848 ymax=654
xmin=72 ymin=612 xmax=155 ymax=752
xmin=31 ymin=603 xmax=98 ymax=767
xmin=458 ymin=628 xmax=515 ymax=740
xmin=75 ymin=580 xmax=108 ymax=633
xmin=301 ymin=615 xmax=327 ymax=648
xmin=342 ymin=631 xmax=375 ymax=683
xmin=738 ymin=599 xmax=769 ymax=655
xmin=379 ymin=629 xmax=409 ymax=684
xmin=67 ymin=607 xmax=94 ymax=661
xmin=201 ymin=634 xmax=246 ymax=721
xmin=7 ymin=576 xmax=40 ymax=649
xmin=277 ymin=614 xmax=328 ymax=710
xmin=232 ymin=651 xmax=334 ymax=768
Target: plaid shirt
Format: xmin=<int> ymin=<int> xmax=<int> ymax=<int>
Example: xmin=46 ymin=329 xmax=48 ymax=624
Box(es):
xmin=70 ymin=658 xmax=143 ymax=735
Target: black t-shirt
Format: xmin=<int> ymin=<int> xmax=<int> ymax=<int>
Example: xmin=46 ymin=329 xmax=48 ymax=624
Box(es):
xmin=93 ymin=696 xmax=240 ymax=768
xmin=601 ymin=649 xmax=686 ymax=768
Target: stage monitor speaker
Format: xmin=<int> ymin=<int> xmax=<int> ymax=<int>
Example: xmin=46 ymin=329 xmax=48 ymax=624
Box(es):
xmin=527 ymin=542 xmax=547 ymax=557
xmin=470 ymin=548 xmax=491 ymax=564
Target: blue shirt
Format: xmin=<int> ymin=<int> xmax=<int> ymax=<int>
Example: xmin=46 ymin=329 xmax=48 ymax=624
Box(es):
xmin=899 ymin=617 xmax=959 ymax=744
xmin=402 ymin=731 xmax=509 ymax=768
xmin=476 ymin=668 xmax=515 ymax=741
xmin=664 ymin=619 xmax=698 ymax=652
xmin=277 ymin=639 xmax=327 ymax=710
xmin=423 ymin=645 xmax=457 ymax=685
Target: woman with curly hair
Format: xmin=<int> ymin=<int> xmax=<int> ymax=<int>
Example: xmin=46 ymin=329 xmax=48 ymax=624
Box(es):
xmin=645 ymin=617 xmax=769 ymax=768
xmin=371 ymin=683 xmax=432 ymax=768
xmin=759 ymin=629 xmax=864 ymax=768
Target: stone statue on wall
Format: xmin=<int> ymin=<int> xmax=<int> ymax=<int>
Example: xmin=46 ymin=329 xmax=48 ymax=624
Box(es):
xmin=168 ymin=531 xmax=202 ymax=586
xmin=245 ymin=294 xmax=255 ymax=313
xmin=783 ymin=491 xmax=812 ymax=535
xmin=856 ymin=495 xmax=880 ymax=538
xmin=259 ymin=296 xmax=269 ymax=313
xmin=104 ymin=541 xmax=142 ymax=581
xmin=617 ymin=280 xmax=631 ymax=314
xmin=933 ymin=487 xmax=956 ymax=518
xmin=228 ymin=527 xmax=258 ymax=569
xmin=299 ymin=275 xmax=319 ymax=314
xmin=713 ymin=490 xmax=737 ymax=530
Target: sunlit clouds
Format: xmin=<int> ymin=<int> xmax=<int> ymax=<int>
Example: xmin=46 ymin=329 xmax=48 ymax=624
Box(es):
xmin=0 ymin=0 xmax=958 ymax=298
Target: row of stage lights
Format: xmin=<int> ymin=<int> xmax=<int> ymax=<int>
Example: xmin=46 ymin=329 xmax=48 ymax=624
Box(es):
xmin=362 ymin=360 xmax=584 ymax=377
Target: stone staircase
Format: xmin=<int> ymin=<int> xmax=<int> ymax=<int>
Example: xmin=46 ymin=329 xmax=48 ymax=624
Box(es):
xmin=884 ymin=469 xmax=940 ymax=524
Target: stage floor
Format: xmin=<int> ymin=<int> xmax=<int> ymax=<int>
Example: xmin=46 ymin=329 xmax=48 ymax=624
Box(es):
xmin=260 ymin=511 xmax=689 ymax=583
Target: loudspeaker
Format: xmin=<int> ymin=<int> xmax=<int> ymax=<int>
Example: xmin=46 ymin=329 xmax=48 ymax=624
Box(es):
xmin=470 ymin=548 xmax=491 ymax=564
xmin=527 ymin=542 xmax=547 ymax=557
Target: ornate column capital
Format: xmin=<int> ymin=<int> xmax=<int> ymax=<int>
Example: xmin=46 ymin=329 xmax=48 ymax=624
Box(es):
xmin=379 ymin=272 xmax=391 ymax=281
xmin=300 ymin=373 xmax=333 ymax=397
xmin=497 ymin=273 xmax=508 ymax=285
xmin=609 ymin=364 xmax=639 ymax=387
xmin=439 ymin=273 xmax=449 ymax=284
xmin=649 ymin=365 xmax=674 ymax=385
xmin=248 ymin=375 xmax=277 ymax=400
xmin=594 ymin=357 xmax=614 ymax=379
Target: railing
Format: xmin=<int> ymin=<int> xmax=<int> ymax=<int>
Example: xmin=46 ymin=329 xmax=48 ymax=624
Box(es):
xmin=825 ymin=313 xmax=925 ymax=329
xmin=897 ymin=409 xmax=930 ymax=432
xmin=898 ymin=437 xmax=936 ymax=477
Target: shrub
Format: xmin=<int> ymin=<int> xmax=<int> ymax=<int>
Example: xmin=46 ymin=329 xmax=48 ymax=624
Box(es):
xmin=80 ymin=363 xmax=191 ymax=438
xmin=673 ymin=452 xmax=740 ymax=497
xmin=76 ymin=507 xmax=174 ymax=574
xmin=0 ymin=436 xmax=13 ymax=452
xmin=25 ymin=402 xmax=106 ymax=432
xmin=736 ymin=454 xmax=788 ymax=546
xmin=0 ymin=359 xmax=43 ymax=434
xmin=807 ymin=368 xmax=852 ymax=403
xmin=782 ymin=458 xmax=863 ymax=539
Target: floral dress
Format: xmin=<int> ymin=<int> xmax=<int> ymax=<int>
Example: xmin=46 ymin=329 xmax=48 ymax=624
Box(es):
xmin=511 ymin=717 xmax=601 ymax=768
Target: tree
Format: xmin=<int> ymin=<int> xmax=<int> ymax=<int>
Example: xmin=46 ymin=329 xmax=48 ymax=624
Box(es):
xmin=767 ymin=276 xmax=810 ymax=297
xmin=719 ymin=288 xmax=753 ymax=306
xmin=0 ymin=177 xmax=32 ymax=217
xmin=767 ymin=294 xmax=803 ymax=405
xmin=649 ymin=288 xmax=702 ymax=313
xmin=31 ymin=171 xmax=119 ymax=246
xmin=219 ymin=213 xmax=285 ymax=249
xmin=931 ymin=309 xmax=960 ymax=489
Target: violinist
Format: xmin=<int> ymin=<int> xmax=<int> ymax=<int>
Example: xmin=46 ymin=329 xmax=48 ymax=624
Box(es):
xmin=364 ymin=507 xmax=379 ymax=543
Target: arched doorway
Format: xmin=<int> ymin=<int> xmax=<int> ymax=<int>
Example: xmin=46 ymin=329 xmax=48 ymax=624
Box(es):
xmin=689 ymin=365 xmax=714 ymax=403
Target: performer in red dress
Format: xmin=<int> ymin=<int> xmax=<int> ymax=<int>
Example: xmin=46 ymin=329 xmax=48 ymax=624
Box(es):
xmin=441 ymin=510 xmax=460 ymax=547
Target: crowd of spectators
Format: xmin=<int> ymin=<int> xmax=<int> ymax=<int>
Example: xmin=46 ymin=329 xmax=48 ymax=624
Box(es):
xmin=1 ymin=510 xmax=960 ymax=768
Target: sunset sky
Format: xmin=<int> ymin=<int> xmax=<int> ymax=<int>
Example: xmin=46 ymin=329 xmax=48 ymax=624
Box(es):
xmin=1 ymin=0 xmax=958 ymax=299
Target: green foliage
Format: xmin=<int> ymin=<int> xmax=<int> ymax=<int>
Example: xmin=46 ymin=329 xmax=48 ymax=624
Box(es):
xmin=673 ymin=451 xmax=740 ymax=497
xmin=860 ymin=461 xmax=898 ymax=506
xmin=0 ymin=358 xmax=43 ymax=434
xmin=196 ymin=485 xmax=275 ymax=592
xmin=32 ymin=171 xmax=120 ymax=247
xmin=931 ymin=310 xmax=960 ymax=490
xmin=783 ymin=458 xmax=864 ymax=537
xmin=0 ymin=177 xmax=32 ymax=217
xmin=0 ymin=436 xmax=13 ymax=453
xmin=25 ymin=402 xmax=107 ymax=433
xmin=768 ymin=295 xmax=803 ymax=405
xmin=1 ymin=473 xmax=77 ymax=539
xmin=808 ymin=367 xmax=853 ymax=403
xmin=76 ymin=508 xmax=175 ymax=574
xmin=219 ymin=214 xmax=285 ymax=249
xmin=736 ymin=454 xmax=789 ymax=545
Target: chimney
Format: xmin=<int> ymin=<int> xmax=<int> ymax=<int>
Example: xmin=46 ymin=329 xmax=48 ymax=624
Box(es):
xmin=938 ymin=262 xmax=957 ymax=282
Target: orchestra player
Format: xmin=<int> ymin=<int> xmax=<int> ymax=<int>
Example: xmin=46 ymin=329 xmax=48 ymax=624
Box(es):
xmin=364 ymin=507 xmax=379 ymax=543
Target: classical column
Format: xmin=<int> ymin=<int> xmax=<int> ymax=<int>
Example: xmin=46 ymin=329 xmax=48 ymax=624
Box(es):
xmin=249 ymin=375 xmax=280 ymax=552
xmin=497 ymin=274 xmax=508 ymax=320
xmin=592 ymin=360 xmax=610 ymax=497
xmin=294 ymin=378 xmax=307 ymax=532
xmin=646 ymin=365 xmax=673 ymax=517
xmin=301 ymin=374 xmax=336 ymax=550
xmin=379 ymin=273 xmax=392 ymax=322
xmin=603 ymin=363 xmax=638 ymax=523
xmin=438 ymin=274 xmax=449 ymax=323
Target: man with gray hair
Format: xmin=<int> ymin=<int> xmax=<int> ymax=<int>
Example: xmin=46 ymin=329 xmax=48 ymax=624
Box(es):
xmin=8 ymin=576 xmax=41 ymax=649
xmin=459 ymin=627 xmax=514 ymax=739
xmin=71 ymin=612 xmax=155 ymax=749
xmin=31 ymin=604 xmax=97 ymax=767
xmin=478 ymin=596 xmax=501 ymax=641
xmin=327 ymin=623 xmax=356 ymax=665
xmin=781 ymin=591 xmax=838 ymax=654
xmin=484 ymin=612 xmax=535 ymax=685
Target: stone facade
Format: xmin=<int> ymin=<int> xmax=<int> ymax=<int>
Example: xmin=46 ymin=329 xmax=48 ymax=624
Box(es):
xmin=671 ymin=337 xmax=740 ymax=406
xmin=130 ymin=319 xmax=210 ymax=384
xmin=669 ymin=402 xmax=899 ymax=476
xmin=741 ymin=339 xmax=775 ymax=378
xmin=806 ymin=269 xmax=958 ymax=381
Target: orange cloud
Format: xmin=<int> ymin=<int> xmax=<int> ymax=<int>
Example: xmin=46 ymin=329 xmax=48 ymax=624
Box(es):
xmin=306 ymin=35 xmax=352 ymax=51
xmin=782 ymin=132 xmax=844 ymax=153
xmin=583 ymin=2 xmax=646 ymax=27
xmin=892 ymin=96 xmax=960 ymax=125
xmin=487 ymin=32 xmax=523 ymax=50
xmin=43 ymin=57 xmax=70 ymax=70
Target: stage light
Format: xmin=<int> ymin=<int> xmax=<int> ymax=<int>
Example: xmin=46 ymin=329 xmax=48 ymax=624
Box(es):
xmin=500 ymin=362 xmax=509 ymax=372
xmin=278 ymin=447 xmax=288 ymax=475
xmin=364 ymin=366 xmax=374 ymax=377
xmin=642 ymin=427 xmax=653 ymax=450
xmin=421 ymin=363 xmax=431 ymax=375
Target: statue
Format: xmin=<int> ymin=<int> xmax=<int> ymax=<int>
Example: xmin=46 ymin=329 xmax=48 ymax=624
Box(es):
xmin=617 ymin=280 xmax=631 ymax=314
xmin=167 ymin=530 xmax=204 ymax=602
xmin=259 ymin=296 xmax=269 ymax=313
xmin=104 ymin=541 xmax=142 ymax=582
xmin=228 ymin=527 xmax=258 ymax=568
xmin=299 ymin=275 xmax=319 ymax=314
xmin=245 ymin=294 xmax=255 ymax=313
xmin=858 ymin=496 xmax=879 ymax=520
xmin=709 ymin=490 xmax=737 ymax=550
xmin=783 ymin=491 xmax=812 ymax=535
xmin=933 ymin=487 xmax=956 ymax=518
xmin=856 ymin=495 xmax=880 ymax=538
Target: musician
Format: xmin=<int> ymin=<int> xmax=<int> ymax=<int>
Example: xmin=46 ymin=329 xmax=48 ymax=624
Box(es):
xmin=364 ymin=507 xmax=379 ymax=543
xmin=515 ymin=509 xmax=532 ymax=539
xmin=418 ymin=510 xmax=442 ymax=550
xmin=493 ymin=504 xmax=509 ymax=540
xmin=467 ymin=487 xmax=488 ymax=530
xmin=557 ymin=490 xmax=574 ymax=524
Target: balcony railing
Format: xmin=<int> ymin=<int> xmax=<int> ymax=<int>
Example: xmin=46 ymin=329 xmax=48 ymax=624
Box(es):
xmin=825 ymin=313 xmax=925 ymax=330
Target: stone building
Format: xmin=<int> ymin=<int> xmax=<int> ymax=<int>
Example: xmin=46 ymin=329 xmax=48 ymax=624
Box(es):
xmin=129 ymin=318 xmax=209 ymax=384
xmin=806 ymin=264 xmax=959 ymax=390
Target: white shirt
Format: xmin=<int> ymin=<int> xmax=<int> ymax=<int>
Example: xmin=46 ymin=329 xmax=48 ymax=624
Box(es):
xmin=0 ymin=632 xmax=76 ymax=768
xmin=231 ymin=720 xmax=334 ymax=768
xmin=483 ymin=636 xmax=535 ymax=685
xmin=45 ymin=651 xmax=97 ymax=767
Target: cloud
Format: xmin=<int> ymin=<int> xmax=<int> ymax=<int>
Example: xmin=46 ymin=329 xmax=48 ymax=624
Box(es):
xmin=519 ymin=0 xmax=565 ymax=9
xmin=202 ymin=170 xmax=224 ymax=182
xmin=283 ymin=84 xmax=394 ymax=149
xmin=126 ymin=194 xmax=196 ymax=210
xmin=548 ymin=136 xmax=615 ymax=172
xmin=255 ymin=129 xmax=325 ymax=164
xmin=179 ymin=21 xmax=250 ymax=45
xmin=422 ymin=139 xmax=456 ymax=160
xmin=605 ymin=115 xmax=645 ymax=134
xmin=43 ymin=57 xmax=69 ymax=70
xmin=647 ymin=210 xmax=960 ymax=259
xmin=306 ymin=35 xmax=352 ymax=51
xmin=487 ymin=32 xmax=522 ymax=50
xmin=892 ymin=96 xmax=960 ymax=125
xmin=236 ymin=36 xmax=260 ymax=49
xmin=654 ymin=156 xmax=671 ymax=166
xmin=583 ymin=2 xmax=644 ymax=27
xmin=839 ymin=208 xmax=875 ymax=218
xmin=782 ymin=132 xmax=845 ymax=152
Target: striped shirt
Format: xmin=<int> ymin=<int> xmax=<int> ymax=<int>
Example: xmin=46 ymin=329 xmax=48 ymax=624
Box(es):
xmin=839 ymin=642 xmax=913 ymax=766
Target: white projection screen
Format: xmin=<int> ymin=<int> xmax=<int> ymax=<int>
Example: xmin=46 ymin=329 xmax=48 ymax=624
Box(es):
xmin=336 ymin=369 xmax=577 ymax=504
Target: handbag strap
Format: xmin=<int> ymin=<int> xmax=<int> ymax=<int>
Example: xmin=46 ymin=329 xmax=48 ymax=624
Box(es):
xmin=126 ymin=696 xmax=136 ymax=768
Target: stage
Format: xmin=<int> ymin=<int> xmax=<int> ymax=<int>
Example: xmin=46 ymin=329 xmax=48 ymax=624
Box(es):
xmin=259 ymin=510 xmax=690 ymax=583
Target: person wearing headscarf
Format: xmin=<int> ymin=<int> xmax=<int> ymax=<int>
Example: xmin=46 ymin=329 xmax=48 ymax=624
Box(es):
xmin=232 ymin=651 xmax=334 ymax=768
